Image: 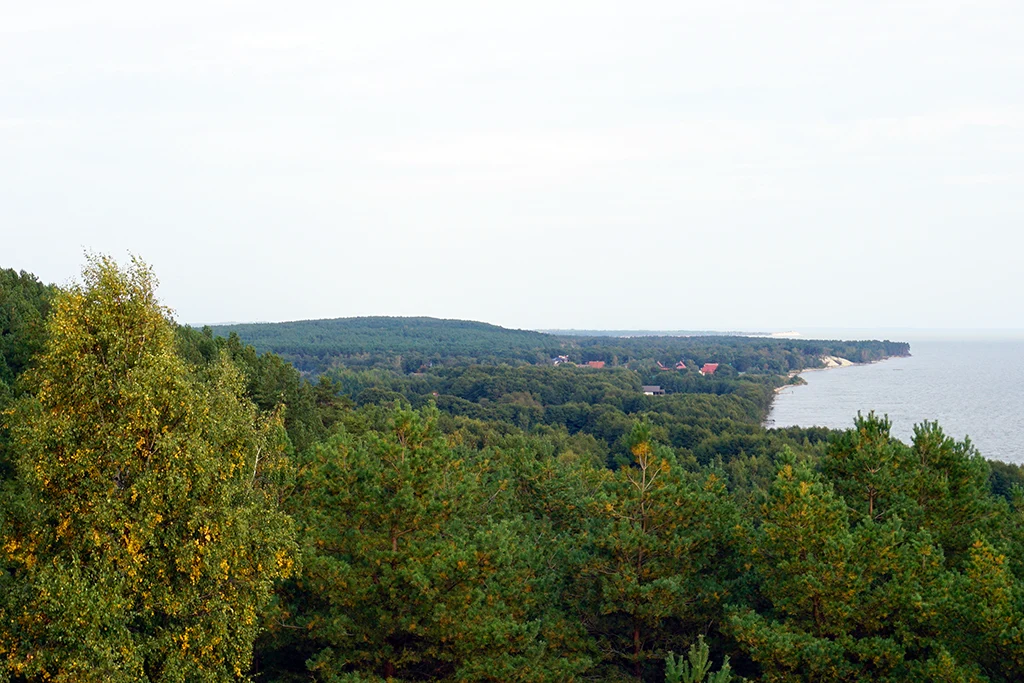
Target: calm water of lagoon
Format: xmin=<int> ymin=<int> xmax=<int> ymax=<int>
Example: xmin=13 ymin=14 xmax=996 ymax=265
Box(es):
xmin=766 ymin=340 xmax=1024 ymax=464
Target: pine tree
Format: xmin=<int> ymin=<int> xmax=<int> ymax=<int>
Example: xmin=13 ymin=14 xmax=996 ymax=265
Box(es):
xmin=938 ymin=538 xmax=1024 ymax=681
xmin=665 ymin=635 xmax=733 ymax=683
xmin=587 ymin=422 xmax=739 ymax=680
xmin=903 ymin=422 xmax=1001 ymax=566
xmin=0 ymin=267 xmax=56 ymax=482
xmin=822 ymin=412 xmax=908 ymax=524
xmin=727 ymin=455 xmax=990 ymax=682
xmin=274 ymin=405 xmax=583 ymax=682
xmin=824 ymin=414 xmax=1002 ymax=569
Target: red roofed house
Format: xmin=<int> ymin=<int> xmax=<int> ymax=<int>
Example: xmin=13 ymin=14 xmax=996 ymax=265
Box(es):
xmin=585 ymin=360 xmax=606 ymax=369
xmin=657 ymin=361 xmax=671 ymax=371
xmin=700 ymin=363 xmax=719 ymax=376
xmin=675 ymin=361 xmax=687 ymax=370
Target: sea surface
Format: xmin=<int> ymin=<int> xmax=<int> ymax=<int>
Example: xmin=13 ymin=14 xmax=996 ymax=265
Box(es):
xmin=766 ymin=340 xmax=1024 ymax=464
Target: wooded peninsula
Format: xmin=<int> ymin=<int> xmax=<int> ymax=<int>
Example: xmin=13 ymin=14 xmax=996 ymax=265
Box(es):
xmin=2 ymin=258 xmax=1023 ymax=682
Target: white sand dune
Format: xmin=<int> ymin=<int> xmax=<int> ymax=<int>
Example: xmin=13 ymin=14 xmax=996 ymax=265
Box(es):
xmin=820 ymin=355 xmax=855 ymax=369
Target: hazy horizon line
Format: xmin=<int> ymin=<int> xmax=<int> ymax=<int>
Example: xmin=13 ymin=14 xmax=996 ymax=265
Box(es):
xmin=187 ymin=317 xmax=1024 ymax=342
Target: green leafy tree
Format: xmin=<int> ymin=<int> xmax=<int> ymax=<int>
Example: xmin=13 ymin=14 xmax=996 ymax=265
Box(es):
xmin=0 ymin=256 xmax=296 ymax=682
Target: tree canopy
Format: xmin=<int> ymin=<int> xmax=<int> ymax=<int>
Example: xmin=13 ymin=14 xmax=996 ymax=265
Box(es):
xmin=0 ymin=257 xmax=296 ymax=682
xmin=1 ymin=258 xmax=1021 ymax=682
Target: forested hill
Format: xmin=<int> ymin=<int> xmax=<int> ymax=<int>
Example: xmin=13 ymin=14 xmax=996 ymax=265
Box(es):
xmin=208 ymin=316 xmax=563 ymax=372
xmin=542 ymin=328 xmax=757 ymax=337
xmin=208 ymin=316 xmax=910 ymax=374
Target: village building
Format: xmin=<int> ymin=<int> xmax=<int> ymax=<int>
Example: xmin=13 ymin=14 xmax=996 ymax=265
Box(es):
xmin=700 ymin=363 xmax=719 ymax=376
xmin=642 ymin=385 xmax=666 ymax=395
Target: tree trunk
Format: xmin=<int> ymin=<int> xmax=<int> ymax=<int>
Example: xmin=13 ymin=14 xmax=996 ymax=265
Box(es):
xmin=634 ymin=625 xmax=642 ymax=680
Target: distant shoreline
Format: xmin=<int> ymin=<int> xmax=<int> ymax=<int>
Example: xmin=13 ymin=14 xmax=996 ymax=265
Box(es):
xmin=767 ymin=354 xmax=903 ymax=427
xmin=772 ymin=354 xmax=898 ymax=396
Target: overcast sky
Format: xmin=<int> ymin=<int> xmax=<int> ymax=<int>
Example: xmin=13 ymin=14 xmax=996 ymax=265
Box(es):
xmin=3 ymin=1 xmax=1023 ymax=332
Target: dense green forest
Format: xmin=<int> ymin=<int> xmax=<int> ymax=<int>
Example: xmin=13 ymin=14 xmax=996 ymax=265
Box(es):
xmin=2 ymin=259 xmax=1023 ymax=683
xmin=209 ymin=318 xmax=908 ymax=375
